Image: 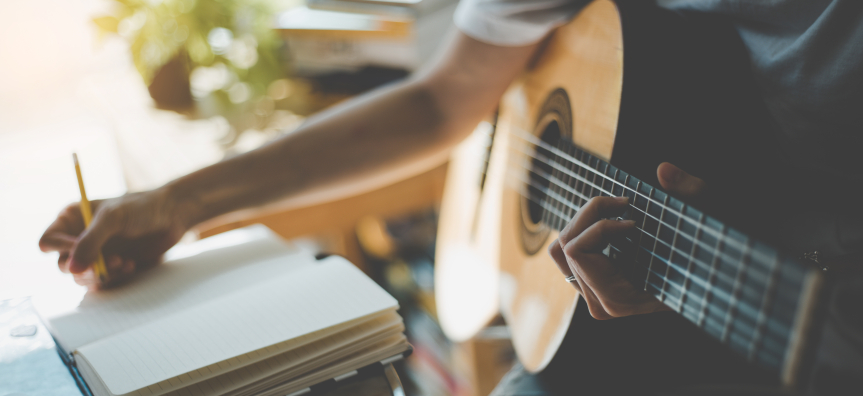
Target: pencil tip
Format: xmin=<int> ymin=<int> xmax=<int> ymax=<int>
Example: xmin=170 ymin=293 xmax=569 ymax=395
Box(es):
xmin=72 ymin=153 xmax=79 ymax=164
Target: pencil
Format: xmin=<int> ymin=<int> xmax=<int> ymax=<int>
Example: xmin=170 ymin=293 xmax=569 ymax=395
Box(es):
xmin=73 ymin=153 xmax=108 ymax=283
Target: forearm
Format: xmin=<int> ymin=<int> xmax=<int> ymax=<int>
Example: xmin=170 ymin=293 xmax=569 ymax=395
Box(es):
xmin=167 ymin=78 xmax=446 ymax=227
xmin=164 ymin=31 xmax=538 ymax=229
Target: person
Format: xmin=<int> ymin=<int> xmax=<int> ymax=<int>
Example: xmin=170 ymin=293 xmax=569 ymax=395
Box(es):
xmin=40 ymin=0 xmax=862 ymax=394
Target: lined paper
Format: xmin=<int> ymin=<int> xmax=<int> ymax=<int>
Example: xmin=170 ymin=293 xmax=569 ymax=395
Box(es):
xmin=78 ymin=257 xmax=398 ymax=395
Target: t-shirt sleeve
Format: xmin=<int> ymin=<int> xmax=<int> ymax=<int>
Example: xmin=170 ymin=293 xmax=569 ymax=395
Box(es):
xmin=453 ymin=0 xmax=590 ymax=46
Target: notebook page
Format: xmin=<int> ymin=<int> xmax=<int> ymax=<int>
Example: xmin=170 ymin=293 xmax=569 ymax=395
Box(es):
xmin=78 ymin=256 xmax=398 ymax=396
xmin=33 ymin=225 xmax=304 ymax=352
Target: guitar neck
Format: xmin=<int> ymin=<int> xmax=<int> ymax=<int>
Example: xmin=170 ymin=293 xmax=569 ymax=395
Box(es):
xmin=526 ymin=134 xmax=823 ymax=380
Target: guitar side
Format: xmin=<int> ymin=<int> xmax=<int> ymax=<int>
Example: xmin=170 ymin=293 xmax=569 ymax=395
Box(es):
xmin=435 ymin=122 xmax=503 ymax=341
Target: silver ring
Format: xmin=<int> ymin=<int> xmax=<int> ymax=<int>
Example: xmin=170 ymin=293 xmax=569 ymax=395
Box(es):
xmin=565 ymin=275 xmax=577 ymax=283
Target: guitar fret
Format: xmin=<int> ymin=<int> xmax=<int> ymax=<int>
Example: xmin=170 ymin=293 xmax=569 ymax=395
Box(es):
xmin=581 ymin=151 xmax=593 ymax=199
xmin=721 ymin=239 xmax=752 ymax=343
xmin=657 ymin=194 xmax=676 ymax=303
xmin=567 ymin=146 xmax=578 ymax=205
xmin=562 ymin=142 xmax=576 ymax=221
xmin=579 ymin=151 xmax=590 ymax=201
xmin=697 ymin=224 xmax=727 ymax=328
xmin=676 ymin=209 xmax=701 ymax=315
xmin=601 ymin=162 xmax=611 ymax=197
xmin=590 ymin=156 xmax=601 ymax=197
xmin=536 ymin=140 xmax=553 ymax=229
xmin=559 ymin=142 xmax=572 ymax=227
xmin=561 ymin=143 xmax=573 ymax=219
xmin=748 ymin=250 xmax=781 ymax=361
xmin=549 ymin=143 xmax=563 ymax=230
xmin=644 ymin=189 xmax=665 ymax=297
xmin=572 ymin=146 xmax=582 ymax=208
xmin=634 ymin=181 xmax=650 ymax=291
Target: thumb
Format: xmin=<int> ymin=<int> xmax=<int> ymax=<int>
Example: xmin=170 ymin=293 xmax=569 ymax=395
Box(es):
xmin=657 ymin=162 xmax=707 ymax=199
xmin=69 ymin=212 xmax=119 ymax=274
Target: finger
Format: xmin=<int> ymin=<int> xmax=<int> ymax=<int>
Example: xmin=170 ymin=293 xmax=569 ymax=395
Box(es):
xmin=105 ymin=255 xmax=123 ymax=276
xmin=548 ymin=239 xmax=573 ymax=277
xmin=73 ymin=268 xmax=99 ymax=290
xmin=571 ymin=274 xmax=612 ymax=320
xmin=564 ymin=219 xmax=634 ymax=287
xmin=564 ymin=236 xmax=617 ymax=319
xmin=657 ymin=162 xmax=706 ymax=199
xmin=58 ymin=253 xmax=70 ymax=273
xmin=41 ymin=233 xmax=77 ymax=253
xmin=39 ymin=204 xmax=84 ymax=252
xmin=569 ymin=272 xmax=584 ymax=294
xmin=69 ymin=210 xmax=122 ymax=274
xmin=558 ymin=196 xmax=630 ymax=246
xmin=122 ymin=258 xmax=136 ymax=275
xmin=566 ymin=219 xmax=636 ymax=258
xmin=102 ymin=255 xmax=137 ymax=279
xmin=548 ymin=239 xmax=582 ymax=292
xmin=98 ymin=258 xmax=139 ymax=290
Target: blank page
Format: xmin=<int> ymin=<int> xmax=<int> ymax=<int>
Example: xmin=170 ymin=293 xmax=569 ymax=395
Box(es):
xmin=78 ymin=256 xmax=398 ymax=396
xmin=34 ymin=225 xmax=305 ymax=352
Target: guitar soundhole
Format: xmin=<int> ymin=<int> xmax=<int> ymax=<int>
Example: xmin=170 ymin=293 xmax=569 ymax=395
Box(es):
xmin=519 ymin=88 xmax=572 ymax=255
xmin=527 ymin=122 xmax=561 ymax=224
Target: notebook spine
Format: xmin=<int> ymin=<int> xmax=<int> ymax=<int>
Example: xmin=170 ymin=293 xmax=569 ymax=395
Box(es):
xmin=52 ymin=337 xmax=94 ymax=396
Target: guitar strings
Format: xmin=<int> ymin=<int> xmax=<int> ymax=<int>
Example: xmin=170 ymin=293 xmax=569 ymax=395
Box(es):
xmin=507 ymin=167 xmax=777 ymax=315
xmin=501 ymin=140 xmax=792 ymax=326
xmin=505 ymin=138 xmax=771 ymax=272
xmin=508 ymin=127 xmax=746 ymax=250
xmin=507 ymin=127 xmax=766 ymax=258
xmin=511 ymin=182 xmax=791 ymax=340
xmin=504 ymin=135 xmax=801 ymax=326
xmin=505 ymin=152 xmax=788 ymax=318
xmin=506 ymin=151 xmax=766 ymax=291
xmin=505 ymin=128 xmax=801 ymax=310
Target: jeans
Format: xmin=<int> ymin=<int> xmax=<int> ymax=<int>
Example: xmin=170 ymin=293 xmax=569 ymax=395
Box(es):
xmin=490 ymin=363 xmax=799 ymax=396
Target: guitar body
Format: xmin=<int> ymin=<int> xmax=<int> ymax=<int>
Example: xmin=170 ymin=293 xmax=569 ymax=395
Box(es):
xmin=437 ymin=0 xmax=781 ymax=374
xmin=495 ymin=0 xmax=623 ymax=371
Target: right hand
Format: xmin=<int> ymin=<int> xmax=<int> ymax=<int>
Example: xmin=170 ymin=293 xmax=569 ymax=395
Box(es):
xmin=38 ymin=188 xmax=192 ymax=290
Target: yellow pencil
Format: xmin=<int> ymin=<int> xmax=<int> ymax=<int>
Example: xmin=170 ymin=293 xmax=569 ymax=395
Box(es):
xmin=73 ymin=153 xmax=108 ymax=283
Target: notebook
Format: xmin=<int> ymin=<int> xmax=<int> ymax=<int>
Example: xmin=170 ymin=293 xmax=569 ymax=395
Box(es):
xmin=33 ymin=225 xmax=411 ymax=396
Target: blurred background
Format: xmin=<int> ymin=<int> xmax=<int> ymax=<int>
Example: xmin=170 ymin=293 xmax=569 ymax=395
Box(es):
xmin=0 ymin=0 xmax=514 ymax=394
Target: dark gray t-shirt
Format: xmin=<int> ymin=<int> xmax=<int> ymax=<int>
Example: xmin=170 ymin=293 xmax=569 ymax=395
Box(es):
xmin=454 ymin=0 xmax=863 ymax=179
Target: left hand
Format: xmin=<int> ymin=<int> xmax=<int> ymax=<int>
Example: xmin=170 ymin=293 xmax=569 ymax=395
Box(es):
xmin=549 ymin=163 xmax=707 ymax=320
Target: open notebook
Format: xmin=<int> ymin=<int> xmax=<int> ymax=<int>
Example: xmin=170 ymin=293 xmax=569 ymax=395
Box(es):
xmin=34 ymin=225 xmax=411 ymax=396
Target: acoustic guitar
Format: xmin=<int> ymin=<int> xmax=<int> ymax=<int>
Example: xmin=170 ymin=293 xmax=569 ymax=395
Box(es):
xmin=435 ymin=0 xmax=846 ymax=389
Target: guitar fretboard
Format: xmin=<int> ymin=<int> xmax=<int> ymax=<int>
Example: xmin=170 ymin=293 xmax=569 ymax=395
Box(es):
xmin=519 ymin=131 xmax=815 ymax=374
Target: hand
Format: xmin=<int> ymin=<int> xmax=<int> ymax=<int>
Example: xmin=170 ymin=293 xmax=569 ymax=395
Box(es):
xmin=548 ymin=162 xmax=707 ymax=320
xmin=38 ymin=188 xmax=192 ymax=290
xmin=655 ymin=162 xmax=707 ymax=201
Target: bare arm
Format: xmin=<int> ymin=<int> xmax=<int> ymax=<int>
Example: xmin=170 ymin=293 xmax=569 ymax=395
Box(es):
xmin=39 ymin=30 xmax=539 ymax=286
xmin=172 ymin=31 xmax=539 ymax=227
